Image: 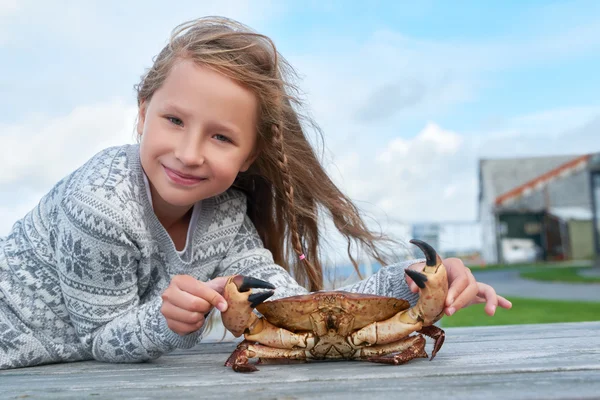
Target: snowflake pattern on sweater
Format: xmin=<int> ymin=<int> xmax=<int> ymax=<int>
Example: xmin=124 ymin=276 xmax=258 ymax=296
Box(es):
xmin=0 ymin=144 xmax=420 ymax=370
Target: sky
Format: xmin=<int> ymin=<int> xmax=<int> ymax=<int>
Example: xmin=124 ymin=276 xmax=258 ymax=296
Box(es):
xmin=1 ymin=0 xmax=599 ymax=258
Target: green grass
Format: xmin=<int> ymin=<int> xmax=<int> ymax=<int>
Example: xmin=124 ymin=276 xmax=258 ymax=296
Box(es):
xmin=520 ymin=267 xmax=600 ymax=283
xmin=468 ymin=261 xmax=592 ymax=271
xmin=441 ymin=297 xmax=600 ymax=328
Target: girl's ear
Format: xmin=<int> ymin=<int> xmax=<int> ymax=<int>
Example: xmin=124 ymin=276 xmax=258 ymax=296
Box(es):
xmin=136 ymin=101 xmax=147 ymax=136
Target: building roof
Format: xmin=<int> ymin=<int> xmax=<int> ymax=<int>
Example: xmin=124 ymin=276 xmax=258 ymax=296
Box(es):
xmin=478 ymin=153 xmax=593 ymax=217
xmin=495 ymin=154 xmax=591 ymax=207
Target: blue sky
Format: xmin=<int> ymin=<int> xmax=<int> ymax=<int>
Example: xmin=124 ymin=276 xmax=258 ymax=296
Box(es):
xmin=1 ymin=0 xmax=599 ymax=254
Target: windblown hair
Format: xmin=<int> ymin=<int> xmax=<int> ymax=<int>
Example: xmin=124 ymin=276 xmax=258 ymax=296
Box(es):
xmin=135 ymin=16 xmax=397 ymax=291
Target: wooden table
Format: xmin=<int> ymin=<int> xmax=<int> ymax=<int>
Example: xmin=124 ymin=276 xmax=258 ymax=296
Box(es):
xmin=1 ymin=321 xmax=599 ymax=399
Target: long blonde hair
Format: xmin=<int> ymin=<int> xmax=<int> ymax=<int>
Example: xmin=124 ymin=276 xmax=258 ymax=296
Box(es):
xmin=135 ymin=16 xmax=397 ymax=291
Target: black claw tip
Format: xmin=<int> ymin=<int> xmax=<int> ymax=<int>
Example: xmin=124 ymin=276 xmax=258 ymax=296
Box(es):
xmin=235 ymin=276 xmax=276 ymax=292
xmin=405 ymin=268 xmax=428 ymax=289
xmin=248 ymin=290 xmax=275 ymax=308
xmin=409 ymin=239 xmax=439 ymax=267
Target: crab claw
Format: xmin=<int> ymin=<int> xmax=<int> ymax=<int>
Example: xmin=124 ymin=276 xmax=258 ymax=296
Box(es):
xmin=349 ymin=239 xmax=447 ymax=358
xmin=407 ymin=239 xmax=448 ymax=326
xmin=233 ymin=275 xmax=276 ymax=293
xmin=404 ymin=268 xmax=427 ymax=289
xmin=409 ymin=239 xmax=443 ymax=268
xmin=221 ymin=275 xmax=275 ymax=337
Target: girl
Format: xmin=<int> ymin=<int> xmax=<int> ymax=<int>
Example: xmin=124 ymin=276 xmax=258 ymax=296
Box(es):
xmin=0 ymin=16 xmax=510 ymax=370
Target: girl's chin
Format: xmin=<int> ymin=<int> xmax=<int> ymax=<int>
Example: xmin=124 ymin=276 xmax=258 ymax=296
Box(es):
xmin=162 ymin=196 xmax=200 ymax=208
xmin=152 ymin=187 xmax=201 ymax=208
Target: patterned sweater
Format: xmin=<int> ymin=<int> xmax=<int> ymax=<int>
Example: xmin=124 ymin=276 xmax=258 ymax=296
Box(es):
xmin=0 ymin=144 xmax=420 ymax=370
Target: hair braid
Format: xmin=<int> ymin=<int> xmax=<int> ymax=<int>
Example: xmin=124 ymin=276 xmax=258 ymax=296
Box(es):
xmin=272 ymin=124 xmax=323 ymax=291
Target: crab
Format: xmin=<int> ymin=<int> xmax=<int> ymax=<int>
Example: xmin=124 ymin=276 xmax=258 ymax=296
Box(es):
xmin=221 ymin=239 xmax=448 ymax=372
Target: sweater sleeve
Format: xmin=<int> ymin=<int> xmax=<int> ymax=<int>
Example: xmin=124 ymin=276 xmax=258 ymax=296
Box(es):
xmin=215 ymin=214 xmax=423 ymax=306
xmin=55 ymin=190 xmax=195 ymax=363
xmin=335 ymin=259 xmax=424 ymax=307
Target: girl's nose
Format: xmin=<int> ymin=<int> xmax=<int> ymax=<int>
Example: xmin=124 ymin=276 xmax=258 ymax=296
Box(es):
xmin=175 ymin=134 xmax=205 ymax=166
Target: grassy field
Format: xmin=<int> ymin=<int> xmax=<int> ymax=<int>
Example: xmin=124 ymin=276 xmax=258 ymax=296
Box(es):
xmin=441 ymin=296 xmax=600 ymax=327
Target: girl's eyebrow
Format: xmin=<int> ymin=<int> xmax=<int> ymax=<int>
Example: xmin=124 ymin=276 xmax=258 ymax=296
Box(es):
xmin=205 ymin=121 xmax=242 ymax=137
xmin=162 ymin=103 xmax=192 ymax=117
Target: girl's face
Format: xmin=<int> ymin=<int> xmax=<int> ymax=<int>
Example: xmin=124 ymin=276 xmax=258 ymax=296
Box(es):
xmin=138 ymin=59 xmax=258 ymax=212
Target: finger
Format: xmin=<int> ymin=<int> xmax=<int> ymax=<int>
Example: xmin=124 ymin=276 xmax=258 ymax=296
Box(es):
xmin=497 ymin=295 xmax=513 ymax=310
xmin=173 ymin=276 xmax=228 ymax=312
xmin=404 ymin=274 xmax=417 ymax=293
xmin=467 ymin=295 xmax=487 ymax=305
xmin=162 ymin=287 xmax=213 ymax=314
xmin=405 ymin=275 xmax=419 ymax=293
xmin=161 ymin=301 xmax=204 ymax=325
xmin=476 ymin=283 xmax=499 ymax=316
xmin=205 ymin=276 xmax=230 ymax=294
xmin=448 ymin=270 xmax=478 ymax=313
xmin=446 ymin=267 xmax=470 ymax=307
xmin=166 ymin=318 xmax=205 ymax=336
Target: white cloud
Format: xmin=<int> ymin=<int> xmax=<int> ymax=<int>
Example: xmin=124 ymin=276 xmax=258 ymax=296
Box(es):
xmin=328 ymin=123 xmax=472 ymax=223
xmin=376 ymin=123 xmax=461 ymax=164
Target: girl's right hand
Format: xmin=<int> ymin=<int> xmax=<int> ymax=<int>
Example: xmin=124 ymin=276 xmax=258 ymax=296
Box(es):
xmin=160 ymin=275 xmax=229 ymax=335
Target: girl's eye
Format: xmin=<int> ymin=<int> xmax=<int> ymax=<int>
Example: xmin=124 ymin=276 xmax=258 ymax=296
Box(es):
xmin=167 ymin=116 xmax=183 ymax=127
xmin=214 ymin=134 xmax=231 ymax=143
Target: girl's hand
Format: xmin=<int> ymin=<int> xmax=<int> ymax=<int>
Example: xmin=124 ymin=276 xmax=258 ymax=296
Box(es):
xmin=161 ymin=275 xmax=229 ymax=336
xmin=407 ymin=258 xmax=512 ymax=316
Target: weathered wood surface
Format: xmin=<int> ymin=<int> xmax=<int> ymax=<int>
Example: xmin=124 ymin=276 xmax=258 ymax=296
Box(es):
xmin=1 ymin=321 xmax=599 ymax=399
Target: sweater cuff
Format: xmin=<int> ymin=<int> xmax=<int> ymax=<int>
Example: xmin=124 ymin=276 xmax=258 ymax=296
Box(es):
xmin=160 ymin=318 xmax=204 ymax=349
xmin=146 ymin=296 xmax=203 ymax=349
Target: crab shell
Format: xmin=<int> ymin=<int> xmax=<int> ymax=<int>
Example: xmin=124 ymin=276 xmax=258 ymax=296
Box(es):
xmin=255 ymin=291 xmax=410 ymax=335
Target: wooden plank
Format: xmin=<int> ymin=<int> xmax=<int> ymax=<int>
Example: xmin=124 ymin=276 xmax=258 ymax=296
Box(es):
xmin=0 ymin=321 xmax=599 ymax=399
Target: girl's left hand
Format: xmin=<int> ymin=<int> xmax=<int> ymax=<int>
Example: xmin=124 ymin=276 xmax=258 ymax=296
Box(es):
xmin=407 ymin=258 xmax=512 ymax=316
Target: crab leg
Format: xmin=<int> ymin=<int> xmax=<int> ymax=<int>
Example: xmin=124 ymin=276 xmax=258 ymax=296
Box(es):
xmin=364 ymin=335 xmax=428 ymax=365
xmin=349 ymin=239 xmax=447 ymax=359
xmin=245 ymin=318 xmax=313 ymax=349
xmin=225 ymin=340 xmax=308 ymax=373
xmin=226 ymin=336 xmax=430 ymax=372
xmin=221 ymin=275 xmax=275 ymax=337
xmin=418 ymin=325 xmax=445 ymax=360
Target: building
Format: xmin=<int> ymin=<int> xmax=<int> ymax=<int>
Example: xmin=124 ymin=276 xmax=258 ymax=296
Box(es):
xmin=478 ymin=153 xmax=595 ymax=264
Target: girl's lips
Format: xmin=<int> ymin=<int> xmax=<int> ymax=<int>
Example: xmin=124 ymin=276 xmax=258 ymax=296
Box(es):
xmin=163 ymin=165 xmax=205 ymax=186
